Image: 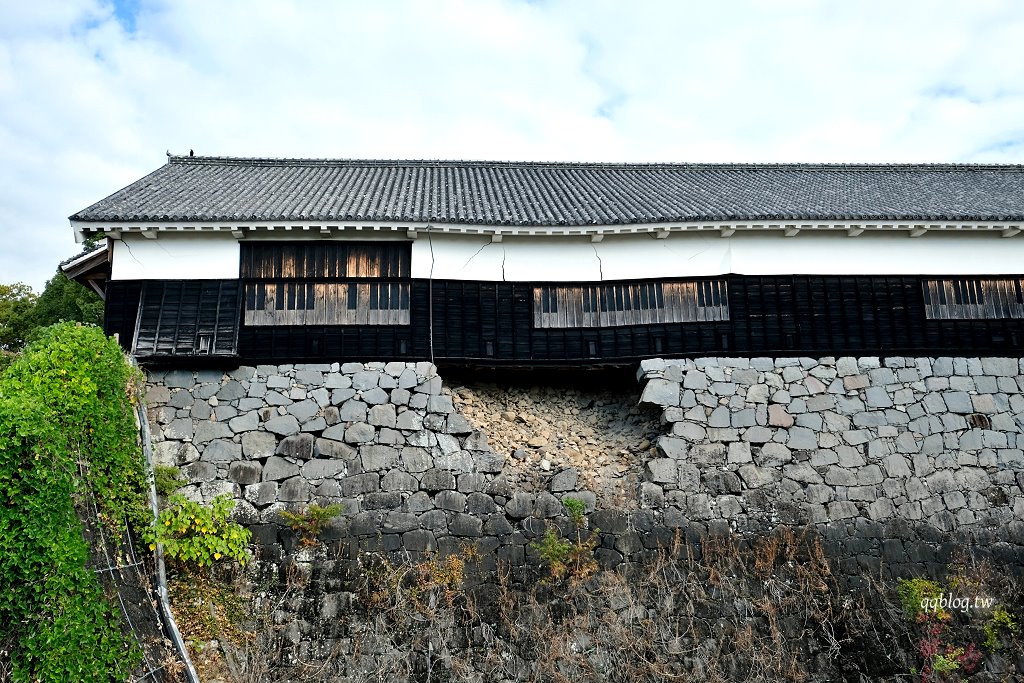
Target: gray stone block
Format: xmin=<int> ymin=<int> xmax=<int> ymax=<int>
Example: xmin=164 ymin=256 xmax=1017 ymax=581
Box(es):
xmin=708 ymin=406 xmax=731 ymax=427
xmin=153 ymin=441 xmax=199 ymax=466
xmin=382 ymin=470 xmax=418 ymax=491
xmin=201 ymin=439 xmax=241 ymax=463
xmin=264 ymin=415 xmax=300 ymax=436
xmin=783 ymin=462 xmax=822 ymax=484
xmin=377 ymin=428 xmax=405 ymax=445
xmin=228 ymin=461 xmax=262 ymax=486
xmin=642 ymin=378 xmax=681 ymax=406
xmin=828 ymin=501 xmax=859 ymax=520
xmin=361 ymin=445 xmax=399 ymax=471
xmin=449 ymin=513 xmax=483 ymax=537
xmin=787 ymin=426 xmax=817 ymax=450
xmin=351 ymin=370 xmax=379 ymax=390
xmin=743 ymin=426 xmax=774 ymax=443
xmin=981 ymin=357 xmax=1018 ymax=377
xmin=164 ymin=418 xmax=195 ymax=441
xmin=341 ymin=473 xmax=380 ymax=497
xmin=361 ymin=387 xmax=390 ymax=405
xmin=756 ymin=442 xmax=792 ymax=467
xmin=314 ymin=438 xmax=356 ymax=460
xmin=550 ymin=467 xmax=579 ymax=492
xmin=183 ymin=461 xmax=218 ymax=483
xmin=401 ymin=447 xmax=432 ymax=473
xmin=301 ymin=459 xmax=347 ymax=479
xmin=738 ymin=464 xmax=776 ymax=488
xmin=404 ymin=491 xmax=434 ymax=514
xmin=421 ymin=468 xmax=456 ymax=491
xmin=331 ymin=388 xmax=356 ymax=404
xmin=286 ymin=399 xmax=320 ymax=423
xmin=345 ymin=422 xmax=375 ymax=443
xmin=435 ymin=490 xmax=467 ymax=512
xmin=403 ymin=529 xmax=437 ymax=552
xmin=644 ymin=459 xmax=677 ymax=484
xmin=265 ymin=391 xmax=292 ymax=407
xmin=263 ymin=456 xmax=299 ymax=481
xmin=276 ymin=433 xmax=314 ymax=460
xmin=229 ymin=411 xmax=259 ymax=433
xmin=505 ymin=492 xmax=533 ymax=519
xmin=368 ymin=404 xmax=397 ymax=427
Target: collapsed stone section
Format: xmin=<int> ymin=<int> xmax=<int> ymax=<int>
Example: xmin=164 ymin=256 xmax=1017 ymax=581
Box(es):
xmin=146 ymin=362 xmax=599 ymax=562
xmin=448 ymin=383 xmax=661 ymax=508
xmin=638 ymin=356 xmax=1024 ymax=544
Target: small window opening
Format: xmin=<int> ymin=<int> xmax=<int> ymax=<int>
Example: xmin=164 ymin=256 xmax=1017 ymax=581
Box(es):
xmin=196 ymin=333 xmax=212 ymax=355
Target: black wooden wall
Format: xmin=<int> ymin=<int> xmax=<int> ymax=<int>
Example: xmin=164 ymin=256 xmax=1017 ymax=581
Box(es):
xmin=105 ymin=275 xmax=1024 ymax=365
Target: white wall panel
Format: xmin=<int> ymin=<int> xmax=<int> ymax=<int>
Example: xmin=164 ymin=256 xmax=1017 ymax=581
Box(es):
xmin=411 ymin=231 xmax=1024 ymax=281
xmin=111 ymin=234 xmax=240 ymax=280
xmin=114 ymin=230 xmax=1024 ymax=281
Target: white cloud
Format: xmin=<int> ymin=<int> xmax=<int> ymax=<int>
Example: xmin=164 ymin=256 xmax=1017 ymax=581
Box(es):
xmin=2 ymin=0 xmax=1024 ymax=288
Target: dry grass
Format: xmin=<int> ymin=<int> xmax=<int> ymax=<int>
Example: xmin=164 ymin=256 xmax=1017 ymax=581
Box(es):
xmin=164 ymin=529 xmax=1024 ymax=683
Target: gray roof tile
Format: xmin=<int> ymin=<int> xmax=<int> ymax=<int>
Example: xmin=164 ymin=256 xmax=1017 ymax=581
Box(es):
xmin=70 ymin=156 xmax=1024 ymax=225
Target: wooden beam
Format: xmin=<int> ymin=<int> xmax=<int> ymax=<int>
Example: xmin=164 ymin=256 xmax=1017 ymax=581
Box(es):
xmin=491 ymin=234 xmax=503 ymax=243
xmin=140 ymin=229 xmax=157 ymax=239
xmin=231 ymin=229 xmax=245 ymax=239
xmin=719 ymin=227 xmax=736 ymax=238
xmin=909 ymin=226 xmax=928 ymax=238
xmin=783 ymin=226 xmax=800 ymax=237
xmin=590 ymin=233 xmax=604 ymax=243
xmin=655 ymin=229 xmax=670 ymax=239
xmin=847 ymin=226 xmax=864 ymax=237
xmin=1001 ymin=227 xmax=1021 ymax=238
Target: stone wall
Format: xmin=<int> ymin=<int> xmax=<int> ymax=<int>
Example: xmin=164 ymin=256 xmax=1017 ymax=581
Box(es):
xmin=144 ymin=357 xmax=1024 ymax=681
xmin=146 ymin=357 xmax=1024 ymax=574
xmin=638 ymin=356 xmax=1024 ymax=540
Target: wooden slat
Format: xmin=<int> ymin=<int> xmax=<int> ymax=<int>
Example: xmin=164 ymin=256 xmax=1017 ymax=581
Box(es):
xmin=244 ymin=282 xmax=410 ymax=326
xmin=533 ymin=280 xmax=731 ymax=328
xmin=923 ymin=278 xmax=1024 ymax=320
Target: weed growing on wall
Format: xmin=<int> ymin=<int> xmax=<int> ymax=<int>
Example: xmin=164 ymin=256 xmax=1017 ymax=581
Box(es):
xmin=0 ymin=323 xmax=149 ymax=681
xmin=154 ymin=464 xmax=187 ymax=498
xmin=146 ymin=494 xmax=251 ymax=568
xmin=279 ymin=503 xmax=344 ymax=548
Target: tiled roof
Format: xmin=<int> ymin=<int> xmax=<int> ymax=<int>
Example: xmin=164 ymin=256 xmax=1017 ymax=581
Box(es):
xmin=70 ymin=156 xmax=1024 ymax=225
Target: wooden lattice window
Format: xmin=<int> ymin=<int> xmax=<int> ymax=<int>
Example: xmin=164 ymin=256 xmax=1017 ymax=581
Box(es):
xmin=923 ymin=278 xmax=1024 ymax=320
xmin=241 ymin=243 xmax=410 ymax=326
xmin=533 ymin=280 xmax=728 ymax=328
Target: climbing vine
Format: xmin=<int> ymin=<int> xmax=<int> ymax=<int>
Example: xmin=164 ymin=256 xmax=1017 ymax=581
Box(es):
xmin=0 ymin=323 xmax=150 ymax=681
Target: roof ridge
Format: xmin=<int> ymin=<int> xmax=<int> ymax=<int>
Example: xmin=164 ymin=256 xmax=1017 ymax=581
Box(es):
xmin=168 ymin=155 xmax=1024 ymax=172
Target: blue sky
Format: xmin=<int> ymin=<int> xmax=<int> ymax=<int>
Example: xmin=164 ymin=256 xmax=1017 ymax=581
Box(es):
xmin=2 ymin=0 xmax=1024 ymax=289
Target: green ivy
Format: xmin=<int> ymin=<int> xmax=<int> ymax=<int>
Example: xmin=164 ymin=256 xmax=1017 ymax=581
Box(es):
xmin=0 ymin=323 xmax=149 ymax=681
xmin=145 ymin=494 xmax=251 ymax=568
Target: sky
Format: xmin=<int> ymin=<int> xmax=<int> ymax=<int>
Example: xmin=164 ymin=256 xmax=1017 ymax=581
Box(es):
xmin=2 ymin=0 xmax=1024 ymax=290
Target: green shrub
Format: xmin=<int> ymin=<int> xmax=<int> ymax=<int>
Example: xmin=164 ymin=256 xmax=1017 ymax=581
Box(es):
xmin=562 ymin=496 xmax=586 ymax=526
xmin=530 ymin=526 xmax=599 ymax=583
xmin=897 ymin=577 xmax=946 ymax=620
xmin=146 ymin=494 xmax=251 ymax=568
xmin=154 ymin=464 xmax=187 ymax=497
xmin=984 ymin=605 xmax=1019 ymax=650
xmin=279 ymin=503 xmax=344 ymax=547
xmin=0 ymin=322 xmax=149 ymax=680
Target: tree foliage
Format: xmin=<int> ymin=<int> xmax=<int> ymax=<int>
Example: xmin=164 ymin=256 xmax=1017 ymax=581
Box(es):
xmin=0 ymin=265 xmax=103 ymax=366
xmin=0 ymin=322 xmax=149 ymax=681
xmin=0 ymin=282 xmax=37 ymax=352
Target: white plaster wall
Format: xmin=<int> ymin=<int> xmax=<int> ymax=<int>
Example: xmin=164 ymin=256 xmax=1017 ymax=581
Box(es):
xmin=111 ymin=230 xmax=1024 ymax=281
xmin=111 ymin=234 xmax=240 ymax=280
xmin=410 ymin=231 xmax=1024 ymax=281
